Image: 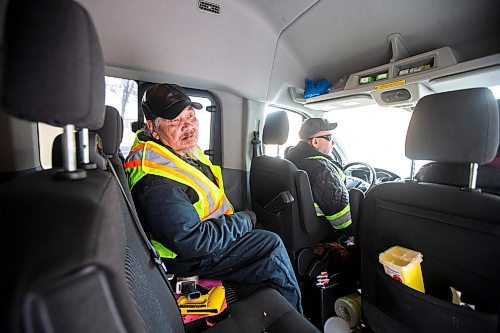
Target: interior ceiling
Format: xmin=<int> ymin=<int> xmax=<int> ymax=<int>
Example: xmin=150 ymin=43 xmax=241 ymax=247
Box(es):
xmin=76 ymin=0 xmax=500 ymax=103
xmin=275 ymin=0 xmax=500 ymax=86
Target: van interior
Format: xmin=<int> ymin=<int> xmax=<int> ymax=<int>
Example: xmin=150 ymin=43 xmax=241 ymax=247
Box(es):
xmin=1 ymin=0 xmax=499 ymax=332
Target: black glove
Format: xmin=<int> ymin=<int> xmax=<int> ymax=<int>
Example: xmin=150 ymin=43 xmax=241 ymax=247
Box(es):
xmin=243 ymin=209 xmax=257 ymax=228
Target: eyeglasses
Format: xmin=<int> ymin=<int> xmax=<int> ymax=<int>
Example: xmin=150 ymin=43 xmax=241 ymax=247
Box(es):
xmin=310 ymin=134 xmax=334 ymax=142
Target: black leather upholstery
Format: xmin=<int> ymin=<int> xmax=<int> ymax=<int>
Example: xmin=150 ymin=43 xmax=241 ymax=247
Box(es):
xmin=359 ymin=88 xmax=500 ymax=332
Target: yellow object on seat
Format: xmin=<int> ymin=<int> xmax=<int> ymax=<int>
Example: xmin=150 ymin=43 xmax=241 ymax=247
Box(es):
xmin=177 ymin=286 xmax=226 ymax=315
xmin=379 ymin=246 xmax=425 ymax=293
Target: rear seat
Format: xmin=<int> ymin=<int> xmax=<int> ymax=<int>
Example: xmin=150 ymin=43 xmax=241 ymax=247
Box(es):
xmin=0 ymin=0 xmax=319 ymax=332
xmin=96 ymin=105 xmax=132 ymax=201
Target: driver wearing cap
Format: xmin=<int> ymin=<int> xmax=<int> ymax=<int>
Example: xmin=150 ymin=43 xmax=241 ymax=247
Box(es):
xmin=124 ymin=83 xmax=303 ymax=313
xmin=288 ymin=118 xmax=353 ymax=239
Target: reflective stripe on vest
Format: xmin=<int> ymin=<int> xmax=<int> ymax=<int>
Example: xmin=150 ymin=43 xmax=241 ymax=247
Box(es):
xmin=124 ymin=131 xmax=234 ymax=258
xmin=314 ymin=202 xmax=352 ymax=230
xmin=306 ymin=156 xmax=351 ymax=230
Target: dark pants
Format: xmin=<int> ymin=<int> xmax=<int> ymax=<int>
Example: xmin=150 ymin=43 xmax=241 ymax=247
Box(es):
xmin=164 ymin=229 xmax=303 ymax=313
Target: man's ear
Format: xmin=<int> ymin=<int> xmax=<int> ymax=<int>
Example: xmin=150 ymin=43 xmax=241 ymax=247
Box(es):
xmin=310 ymin=137 xmax=319 ymax=149
xmin=146 ymin=120 xmax=154 ymax=132
xmin=146 ymin=120 xmax=159 ymax=139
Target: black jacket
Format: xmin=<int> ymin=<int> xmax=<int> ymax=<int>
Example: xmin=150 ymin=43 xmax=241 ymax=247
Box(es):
xmin=287 ymin=141 xmax=351 ymax=233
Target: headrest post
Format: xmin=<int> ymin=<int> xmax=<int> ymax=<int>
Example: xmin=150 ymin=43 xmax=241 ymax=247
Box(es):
xmin=62 ymin=125 xmax=77 ymax=172
xmin=79 ymin=128 xmax=90 ymax=165
xmin=468 ymin=162 xmax=478 ymax=190
xmin=79 ymin=128 xmax=98 ymax=170
xmin=54 ymin=125 xmax=87 ymax=180
xmin=409 ymin=159 xmax=415 ymax=181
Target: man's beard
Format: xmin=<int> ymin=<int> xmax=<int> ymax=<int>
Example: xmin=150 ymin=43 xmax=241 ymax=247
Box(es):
xmin=178 ymin=145 xmax=199 ymax=160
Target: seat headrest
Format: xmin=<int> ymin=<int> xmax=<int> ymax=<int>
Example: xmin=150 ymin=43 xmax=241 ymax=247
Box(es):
xmin=2 ymin=0 xmax=105 ymax=130
xmin=406 ymin=88 xmax=499 ymax=165
xmin=96 ymin=106 xmax=124 ymax=156
xmin=263 ymin=111 xmax=289 ymax=145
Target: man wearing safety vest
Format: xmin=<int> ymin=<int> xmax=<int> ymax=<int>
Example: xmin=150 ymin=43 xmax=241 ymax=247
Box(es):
xmin=124 ymin=83 xmax=302 ymax=313
xmin=288 ymin=118 xmax=353 ymax=240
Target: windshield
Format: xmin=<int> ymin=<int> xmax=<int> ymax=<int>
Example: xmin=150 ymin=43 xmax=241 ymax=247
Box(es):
xmin=324 ymin=84 xmax=500 ymax=178
xmin=324 ymin=104 xmax=421 ymax=178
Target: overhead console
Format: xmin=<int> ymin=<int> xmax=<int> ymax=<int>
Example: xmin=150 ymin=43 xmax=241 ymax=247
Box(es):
xmin=350 ymin=47 xmax=456 ymax=108
xmin=289 ymin=34 xmax=500 ymax=111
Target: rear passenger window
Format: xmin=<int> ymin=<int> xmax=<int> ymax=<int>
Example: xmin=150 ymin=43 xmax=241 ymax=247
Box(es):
xmin=188 ymin=96 xmax=212 ymax=153
xmin=38 ymin=79 xmax=218 ymax=169
xmin=38 ymin=123 xmax=63 ymax=169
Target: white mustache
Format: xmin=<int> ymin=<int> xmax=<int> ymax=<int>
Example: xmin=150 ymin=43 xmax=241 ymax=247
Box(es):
xmin=181 ymin=129 xmax=197 ymax=140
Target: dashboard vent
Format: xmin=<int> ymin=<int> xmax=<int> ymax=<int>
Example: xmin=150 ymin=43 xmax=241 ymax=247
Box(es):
xmin=197 ymin=0 xmax=220 ymax=15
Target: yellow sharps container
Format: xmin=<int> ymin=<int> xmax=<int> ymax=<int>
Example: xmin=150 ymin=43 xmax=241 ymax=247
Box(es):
xmin=379 ymin=246 xmax=425 ymax=293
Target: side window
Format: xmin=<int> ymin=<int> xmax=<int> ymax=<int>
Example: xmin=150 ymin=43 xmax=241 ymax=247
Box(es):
xmin=37 ymin=76 xmax=138 ymax=169
xmin=37 ymin=79 xmax=217 ymax=169
xmin=38 ymin=123 xmax=63 ymax=169
xmin=105 ymin=76 xmax=138 ymax=157
xmin=189 ymin=96 xmax=212 ymax=153
xmin=263 ymin=108 xmax=304 ymax=158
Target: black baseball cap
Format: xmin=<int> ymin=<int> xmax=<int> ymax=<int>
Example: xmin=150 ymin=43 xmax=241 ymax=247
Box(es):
xmin=142 ymin=83 xmax=202 ymax=120
xmin=299 ymin=118 xmax=338 ymax=140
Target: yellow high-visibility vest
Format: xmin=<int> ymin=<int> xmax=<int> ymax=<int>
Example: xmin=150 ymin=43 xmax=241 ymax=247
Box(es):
xmin=124 ymin=131 xmax=234 ymax=258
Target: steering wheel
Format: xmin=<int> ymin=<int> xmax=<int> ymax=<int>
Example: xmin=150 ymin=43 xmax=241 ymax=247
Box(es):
xmin=343 ymin=162 xmax=377 ymax=193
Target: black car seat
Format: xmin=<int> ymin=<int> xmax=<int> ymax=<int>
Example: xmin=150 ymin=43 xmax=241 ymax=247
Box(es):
xmin=96 ymin=106 xmax=130 ymax=196
xmin=250 ymin=111 xmax=337 ymax=265
xmin=415 ymin=99 xmax=500 ymax=195
xmin=0 ymin=0 xmax=184 ymax=331
xmin=358 ymin=88 xmax=500 ymax=332
xmin=0 ymin=1 xmax=319 ymax=332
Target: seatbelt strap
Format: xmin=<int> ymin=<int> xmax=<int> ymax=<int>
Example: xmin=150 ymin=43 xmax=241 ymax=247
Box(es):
xmin=251 ymin=120 xmax=263 ymax=159
xmin=105 ymin=157 xmax=174 ymax=293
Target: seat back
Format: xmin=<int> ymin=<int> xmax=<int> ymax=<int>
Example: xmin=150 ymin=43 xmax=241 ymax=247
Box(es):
xmin=96 ymin=106 xmax=131 ymax=198
xmin=0 ymin=1 xmax=183 ymax=331
xmin=415 ymin=99 xmax=500 ymax=195
xmin=250 ymin=112 xmax=336 ymax=263
xmin=359 ymin=88 xmax=500 ymax=332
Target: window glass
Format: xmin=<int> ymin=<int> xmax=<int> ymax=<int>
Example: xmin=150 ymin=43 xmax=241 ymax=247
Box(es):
xmin=324 ymin=105 xmax=415 ymax=178
xmin=322 ymin=84 xmax=500 ymax=178
xmin=263 ymin=108 xmax=304 ymax=158
xmin=38 ymin=123 xmax=63 ymax=169
xmin=489 ymin=84 xmax=500 ymax=98
xmin=37 ymin=79 xmax=215 ymax=169
xmin=190 ymin=96 xmax=212 ymax=152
